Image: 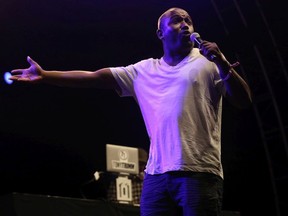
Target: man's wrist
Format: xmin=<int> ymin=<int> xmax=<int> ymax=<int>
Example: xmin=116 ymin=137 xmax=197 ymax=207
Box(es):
xmin=221 ymin=70 xmax=232 ymax=81
xmin=220 ymin=61 xmax=240 ymax=81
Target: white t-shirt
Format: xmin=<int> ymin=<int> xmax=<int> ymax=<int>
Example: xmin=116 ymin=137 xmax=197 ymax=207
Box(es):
xmin=110 ymin=48 xmax=226 ymax=179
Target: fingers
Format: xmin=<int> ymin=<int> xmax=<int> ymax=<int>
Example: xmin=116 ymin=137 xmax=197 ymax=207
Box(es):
xmin=11 ymin=69 xmax=24 ymax=75
xmin=9 ymin=75 xmax=21 ymax=80
xmin=11 ymin=56 xmax=35 ymax=74
xmin=199 ymin=41 xmax=220 ymax=61
xmin=27 ymin=56 xmax=33 ymax=64
xmin=9 ymin=74 xmax=26 ymax=81
xmin=10 ymin=56 xmax=42 ymax=82
xmin=9 ymin=74 xmax=42 ymax=82
xmin=11 ymin=56 xmax=39 ymax=75
xmin=27 ymin=56 xmax=40 ymax=67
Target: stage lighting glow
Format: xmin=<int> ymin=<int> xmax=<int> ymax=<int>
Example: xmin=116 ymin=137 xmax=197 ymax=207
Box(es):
xmin=4 ymin=72 xmax=13 ymax=84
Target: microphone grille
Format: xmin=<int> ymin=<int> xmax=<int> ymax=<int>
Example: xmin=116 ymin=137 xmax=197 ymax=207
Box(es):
xmin=190 ymin=32 xmax=200 ymax=41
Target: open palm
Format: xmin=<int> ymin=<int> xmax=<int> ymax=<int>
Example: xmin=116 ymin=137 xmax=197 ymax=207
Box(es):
xmin=10 ymin=56 xmax=43 ymax=82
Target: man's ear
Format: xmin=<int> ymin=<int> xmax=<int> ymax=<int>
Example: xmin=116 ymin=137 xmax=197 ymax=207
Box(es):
xmin=156 ymin=29 xmax=163 ymax=40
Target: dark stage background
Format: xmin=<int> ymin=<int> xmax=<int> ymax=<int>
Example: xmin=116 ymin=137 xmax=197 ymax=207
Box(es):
xmin=0 ymin=0 xmax=287 ymax=216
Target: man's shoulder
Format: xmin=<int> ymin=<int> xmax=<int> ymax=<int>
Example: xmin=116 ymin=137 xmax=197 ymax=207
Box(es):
xmin=138 ymin=57 xmax=160 ymax=64
xmin=134 ymin=57 xmax=161 ymax=68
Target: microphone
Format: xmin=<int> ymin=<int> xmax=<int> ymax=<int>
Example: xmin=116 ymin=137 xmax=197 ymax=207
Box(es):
xmin=190 ymin=32 xmax=216 ymax=61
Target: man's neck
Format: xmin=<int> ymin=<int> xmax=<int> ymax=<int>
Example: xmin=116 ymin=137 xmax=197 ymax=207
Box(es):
xmin=163 ymin=48 xmax=192 ymax=66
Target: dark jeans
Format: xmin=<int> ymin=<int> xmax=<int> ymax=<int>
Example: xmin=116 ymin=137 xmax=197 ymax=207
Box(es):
xmin=140 ymin=171 xmax=223 ymax=216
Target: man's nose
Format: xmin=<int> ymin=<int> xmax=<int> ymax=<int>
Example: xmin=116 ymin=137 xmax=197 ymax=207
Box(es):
xmin=180 ymin=21 xmax=189 ymax=29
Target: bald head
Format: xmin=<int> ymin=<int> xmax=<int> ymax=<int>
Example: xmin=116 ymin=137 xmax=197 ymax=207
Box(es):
xmin=157 ymin=7 xmax=192 ymax=30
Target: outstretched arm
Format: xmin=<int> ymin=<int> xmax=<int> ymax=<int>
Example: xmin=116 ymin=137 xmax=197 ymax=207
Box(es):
xmin=10 ymin=56 xmax=119 ymax=90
